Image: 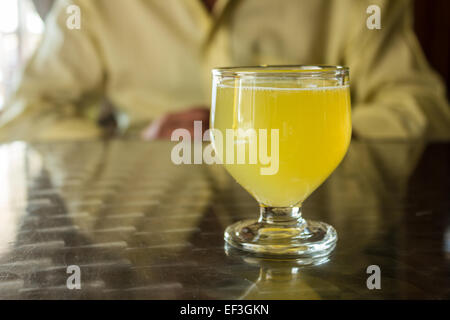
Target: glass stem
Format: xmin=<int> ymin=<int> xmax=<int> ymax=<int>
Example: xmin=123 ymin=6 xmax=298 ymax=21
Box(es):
xmin=258 ymin=206 xmax=305 ymax=228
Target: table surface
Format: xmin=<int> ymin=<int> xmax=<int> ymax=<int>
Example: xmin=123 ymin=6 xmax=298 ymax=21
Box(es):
xmin=0 ymin=139 xmax=448 ymax=299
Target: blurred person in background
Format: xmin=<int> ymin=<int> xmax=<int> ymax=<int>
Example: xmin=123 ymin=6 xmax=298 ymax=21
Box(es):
xmin=0 ymin=0 xmax=449 ymax=142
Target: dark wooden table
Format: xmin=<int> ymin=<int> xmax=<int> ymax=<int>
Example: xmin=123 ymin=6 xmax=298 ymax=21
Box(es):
xmin=0 ymin=139 xmax=448 ymax=299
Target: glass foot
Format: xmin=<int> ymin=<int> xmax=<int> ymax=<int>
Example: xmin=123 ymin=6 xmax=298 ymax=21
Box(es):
xmin=224 ymin=218 xmax=337 ymax=258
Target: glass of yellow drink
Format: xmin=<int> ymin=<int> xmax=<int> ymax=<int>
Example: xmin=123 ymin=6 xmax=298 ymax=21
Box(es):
xmin=211 ymin=65 xmax=351 ymax=258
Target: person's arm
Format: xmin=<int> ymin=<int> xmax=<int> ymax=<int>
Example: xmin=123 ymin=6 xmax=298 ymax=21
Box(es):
xmin=0 ymin=0 xmax=104 ymax=142
xmin=346 ymin=0 xmax=450 ymax=140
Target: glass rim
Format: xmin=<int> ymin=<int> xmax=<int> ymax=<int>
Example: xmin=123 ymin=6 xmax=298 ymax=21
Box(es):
xmin=212 ymin=65 xmax=349 ymax=78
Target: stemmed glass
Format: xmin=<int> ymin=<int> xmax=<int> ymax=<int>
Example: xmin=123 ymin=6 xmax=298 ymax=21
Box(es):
xmin=210 ymin=65 xmax=351 ymax=258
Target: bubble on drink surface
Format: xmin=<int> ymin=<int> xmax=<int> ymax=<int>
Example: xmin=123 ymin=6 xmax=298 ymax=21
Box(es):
xmin=218 ymin=79 xmax=348 ymax=91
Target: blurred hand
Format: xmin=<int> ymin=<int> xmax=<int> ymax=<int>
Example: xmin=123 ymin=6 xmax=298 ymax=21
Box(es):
xmin=141 ymin=107 xmax=210 ymax=140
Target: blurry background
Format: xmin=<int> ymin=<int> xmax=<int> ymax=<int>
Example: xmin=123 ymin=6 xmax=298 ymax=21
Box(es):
xmin=0 ymin=0 xmax=448 ymax=111
xmin=414 ymin=0 xmax=449 ymax=93
xmin=0 ymin=0 xmax=45 ymax=109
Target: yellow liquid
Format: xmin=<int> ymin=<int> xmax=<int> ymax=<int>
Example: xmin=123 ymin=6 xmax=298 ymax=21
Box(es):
xmin=212 ymin=82 xmax=351 ymax=207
